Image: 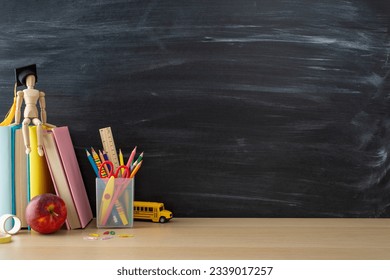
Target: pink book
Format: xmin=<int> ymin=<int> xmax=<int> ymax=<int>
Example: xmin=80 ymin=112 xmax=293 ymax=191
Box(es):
xmin=52 ymin=126 xmax=93 ymax=228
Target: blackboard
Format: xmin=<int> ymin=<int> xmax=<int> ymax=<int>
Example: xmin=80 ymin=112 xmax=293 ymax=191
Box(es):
xmin=1 ymin=0 xmax=390 ymax=217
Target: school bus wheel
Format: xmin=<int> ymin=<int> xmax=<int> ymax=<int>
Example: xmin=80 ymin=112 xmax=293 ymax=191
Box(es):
xmin=159 ymin=216 xmax=167 ymax=223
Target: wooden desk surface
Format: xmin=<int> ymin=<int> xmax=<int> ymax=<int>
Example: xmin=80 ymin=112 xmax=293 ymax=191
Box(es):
xmin=1 ymin=218 xmax=389 ymax=260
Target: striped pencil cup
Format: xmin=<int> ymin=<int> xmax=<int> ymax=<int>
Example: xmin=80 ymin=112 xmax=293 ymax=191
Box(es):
xmin=96 ymin=177 xmax=134 ymax=228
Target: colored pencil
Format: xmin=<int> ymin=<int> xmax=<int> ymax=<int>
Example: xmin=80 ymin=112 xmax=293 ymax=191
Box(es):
xmin=119 ymin=149 xmax=124 ymax=175
xmin=99 ymin=149 xmax=109 ymax=174
xmin=103 ymin=150 xmax=109 ymax=161
xmin=86 ymin=149 xmax=99 ymax=176
xmin=126 ymin=146 xmax=137 ymax=171
xmin=91 ymin=147 xmax=107 ymax=177
xmin=130 ymin=160 xmax=142 ymax=178
xmin=119 ymin=149 xmax=124 ymax=165
xmin=131 ymin=152 xmax=143 ymax=170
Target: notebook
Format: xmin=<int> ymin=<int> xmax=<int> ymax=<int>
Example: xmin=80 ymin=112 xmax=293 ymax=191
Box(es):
xmin=29 ymin=126 xmax=54 ymax=199
xmin=52 ymin=126 xmax=93 ymax=228
xmin=43 ymin=129 xmax=81 ymax=229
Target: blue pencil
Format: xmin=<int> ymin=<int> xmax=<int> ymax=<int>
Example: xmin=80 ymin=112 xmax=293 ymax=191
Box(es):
xmin=86 ymin=149 xmax=99 ymax=177
xmin=102 ymin=150 xmax=111 ymax=172
xmin=103 ymin=150 xmax=109 ymax=161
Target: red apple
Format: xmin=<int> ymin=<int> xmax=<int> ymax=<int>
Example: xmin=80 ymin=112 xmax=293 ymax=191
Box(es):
xmin=26 ymin=193 xmax=67 ymax=234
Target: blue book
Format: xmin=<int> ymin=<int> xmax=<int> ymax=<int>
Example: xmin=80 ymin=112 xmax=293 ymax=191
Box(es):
xmin=0 ymin=126 xmax=13 ymax=230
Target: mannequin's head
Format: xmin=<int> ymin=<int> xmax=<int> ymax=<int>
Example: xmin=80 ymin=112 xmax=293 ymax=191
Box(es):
xmin=15 ymin=64 xmax=38 ymax=87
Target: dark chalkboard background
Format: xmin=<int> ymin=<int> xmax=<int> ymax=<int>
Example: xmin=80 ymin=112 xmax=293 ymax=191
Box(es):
xmin=1 ymin=0 xmax=390 ymax=217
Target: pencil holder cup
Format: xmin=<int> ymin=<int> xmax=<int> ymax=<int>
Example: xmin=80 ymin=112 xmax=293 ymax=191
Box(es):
xmin=96 ymin=177 xmax=134 ymax=228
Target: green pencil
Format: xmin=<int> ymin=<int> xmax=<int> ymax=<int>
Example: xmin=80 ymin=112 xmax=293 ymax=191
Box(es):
xmin=131 ymin=152 xmax=143 ymax=170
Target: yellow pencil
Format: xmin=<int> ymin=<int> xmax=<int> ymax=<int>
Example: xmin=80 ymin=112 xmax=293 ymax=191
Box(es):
xmin=119 ymin=149 xmax=124 ymax=175
xmin=130 ymin=160 xmax=142 ymax=178
xmin=99 ymin=149 xmax=109 ymax=175
xmin=114 ymin=201 xmax=128 ymax=225
xmin=91 ymin=147 xmax=107 ymax=177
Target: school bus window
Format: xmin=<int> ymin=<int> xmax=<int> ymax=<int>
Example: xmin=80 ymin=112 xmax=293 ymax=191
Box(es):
xmin=159 ymin=206 xmax=163 ymax=211
xmin=149 ymin=207 xmax=153 ymax=212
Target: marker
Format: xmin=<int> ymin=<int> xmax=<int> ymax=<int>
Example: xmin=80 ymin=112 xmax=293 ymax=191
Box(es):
xmin=86 ymin=149 xmax=99 ymax=177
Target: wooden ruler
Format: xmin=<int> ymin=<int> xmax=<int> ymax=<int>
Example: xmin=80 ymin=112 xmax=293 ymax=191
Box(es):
xmin=99 ymin=127 xmax=120 ymax=170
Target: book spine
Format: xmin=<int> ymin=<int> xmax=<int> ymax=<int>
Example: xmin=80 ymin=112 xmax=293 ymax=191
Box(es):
xmin=29 ymin=126 xmax=54 ymax=198
xmin=0 ymin=126 xmax=13 ymax=230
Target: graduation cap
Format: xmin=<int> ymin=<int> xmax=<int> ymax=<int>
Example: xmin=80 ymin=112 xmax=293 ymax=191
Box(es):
xmin=15 ymin=64 xmax=37 ymax=86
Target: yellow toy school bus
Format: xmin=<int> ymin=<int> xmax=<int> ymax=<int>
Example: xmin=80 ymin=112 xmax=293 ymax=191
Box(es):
xmin=133 ymin=201 xmax=173 ymax=223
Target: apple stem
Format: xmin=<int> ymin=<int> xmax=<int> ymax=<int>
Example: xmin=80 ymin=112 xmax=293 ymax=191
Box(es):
xmin=47 ymin=204 xmax=59 ymax=217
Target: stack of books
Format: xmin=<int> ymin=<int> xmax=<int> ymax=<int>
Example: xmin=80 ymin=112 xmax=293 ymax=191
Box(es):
xmin=0 ymin=125 xmax=92 ymax=230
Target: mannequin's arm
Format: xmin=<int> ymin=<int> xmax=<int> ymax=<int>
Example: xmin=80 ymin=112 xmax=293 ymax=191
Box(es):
xmin=39 ymin=91 xmax=46 ymax=124
xmin=14 ymin=91 xmax=23 ymax=124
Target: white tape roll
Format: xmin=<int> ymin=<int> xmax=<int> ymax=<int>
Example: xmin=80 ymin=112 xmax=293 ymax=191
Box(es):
xmin=0 ymin=214 xmax=21 ymax=235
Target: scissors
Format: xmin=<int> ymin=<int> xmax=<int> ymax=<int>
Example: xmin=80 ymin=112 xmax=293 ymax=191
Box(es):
xmin=98 ymin=160 xmax=131 ymax=178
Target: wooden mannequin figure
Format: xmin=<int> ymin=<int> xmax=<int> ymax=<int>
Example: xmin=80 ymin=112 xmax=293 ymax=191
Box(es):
xmin=14 ymin=64 xmax=46 ymax=156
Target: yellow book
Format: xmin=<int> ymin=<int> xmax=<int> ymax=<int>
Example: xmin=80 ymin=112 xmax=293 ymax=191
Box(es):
xmin=29 ymin=126 xmax=54 ymax=199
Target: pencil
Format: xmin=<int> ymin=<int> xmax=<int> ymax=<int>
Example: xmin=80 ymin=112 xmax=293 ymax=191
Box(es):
xmin=86 ymin=149 xmax=99 ymax=177
xmin=131 ymin=151 xmax=144 ymax=170
xmin=119 ymin=149 xmax=124 ymax=175
xmin=130 ymin=160 xmax=142 ymax=178
xmin=126 ymin=146 xmax=137 ymax=171
xmin=99 ymin=150 xmax=109 ymax=174
xmin=103 ymin=150 xmax=109 ymax=161
xmin=91 ymin=147 xmax=107 ymax=178
xmin=119 ymin=149 xmax=124 ymax=165
xmin=98 ymin=149 xmax=105 ymax=164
